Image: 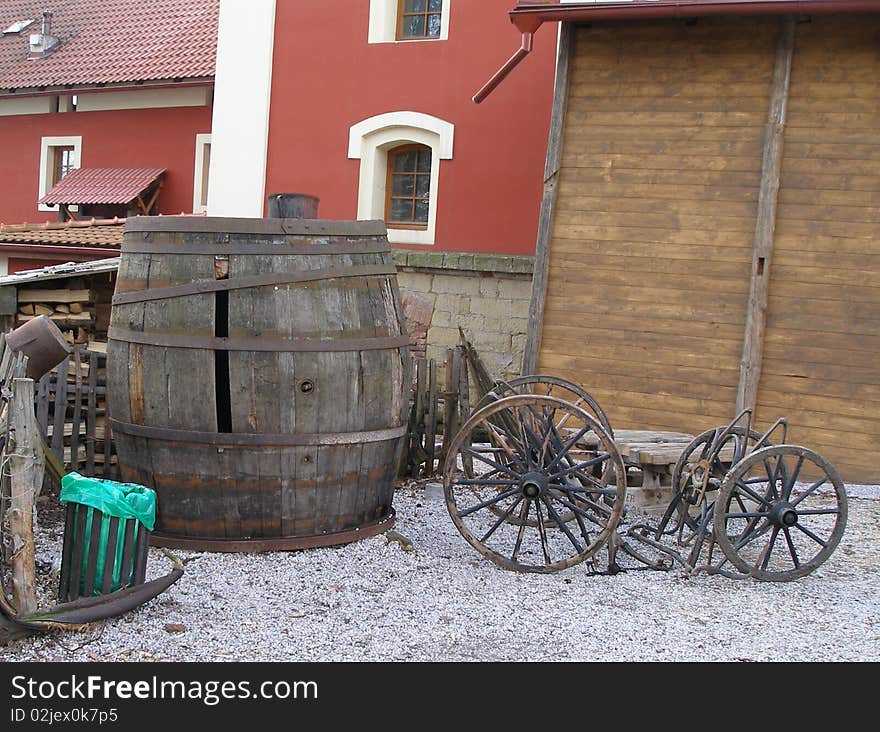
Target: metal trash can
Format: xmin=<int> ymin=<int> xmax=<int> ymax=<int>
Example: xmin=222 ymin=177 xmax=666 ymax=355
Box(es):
xmin=58 ymin=472 xmax=156 ymax=601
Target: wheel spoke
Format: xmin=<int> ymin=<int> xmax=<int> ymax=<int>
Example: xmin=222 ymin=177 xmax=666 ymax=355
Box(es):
xmin=795 ymin=523 xmax=828 ymax=548
xmin=723 ymin=511 xmax=765 ymax=519
xmin=511 ymin=500 xmax=531 ymax=561
xmin=733 ymin=518 xmax=773 ymax=551
xmin=454 ymin=478 xmax=520 ymax=487
xmin=544 ymin=425 xmax=592 ymax=473
xmin=456 ymin=487 xmax=520 ymax=518
xmin=795 ymin=508 xmax=839 ymax=516
xmin=549 ymin=453 xmax=611 ymax=481
xmin=480 ymin=496 xmax=524 ymax=544
xmin=542 ymin=496 xmax=584 ymax=554
xmin=460 ymin=446 xmax=522 ymax=480
xmin=791 ymin=476 xmax=828 ymax=507
xmin=759 ymin=527 xmax=780 ymax=570
xmin=783 ymin=527 xmax=800 ymax=568
xmin=782 ymin=455 xmax=805 ymax=501
xmin=733 ymin=480 xmax=773 ymax=507
xmin=551 ymin=492 xmax=610 ymax=527
xmin=552 ymin=481 xmax=618 ymax=496
xmin=535 ymin=500 xmax=552 ymax=565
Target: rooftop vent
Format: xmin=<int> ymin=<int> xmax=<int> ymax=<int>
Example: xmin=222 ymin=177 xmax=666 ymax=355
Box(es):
xmin=27 ymin=11 xmax=59 ymax=59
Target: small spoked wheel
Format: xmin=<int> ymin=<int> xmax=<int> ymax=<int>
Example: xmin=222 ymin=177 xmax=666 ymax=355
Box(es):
xmin=713 ymin=445 xmax=848 ymax=581
xmin=443 ymin=394 xmax=626 ymax=573
xmin=662 ymin=426 xmax=768 ymax=539
xmin=474 ymin=374 xmax=613 ymax=439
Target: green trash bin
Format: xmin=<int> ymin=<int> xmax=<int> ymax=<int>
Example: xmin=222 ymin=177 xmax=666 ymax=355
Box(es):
xmin=58 ymin=472 xmax=157 ymax=601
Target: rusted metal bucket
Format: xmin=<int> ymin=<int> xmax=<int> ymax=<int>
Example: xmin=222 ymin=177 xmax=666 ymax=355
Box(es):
xmin=5 ymin=314 xmax=72 ymax=380
xmin=267 ymin=192 xmax=320 ymax=219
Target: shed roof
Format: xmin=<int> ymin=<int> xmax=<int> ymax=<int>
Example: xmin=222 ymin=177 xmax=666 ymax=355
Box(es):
xmin=0 ymin=217 xmax=124 ymax=247
xmin=0 ymin=256 xmax=120 ymax=286
xmin=38 ymin=168 xmax=165 ymax=206
xmin=0 ymin=0 xmax=217 ymax=92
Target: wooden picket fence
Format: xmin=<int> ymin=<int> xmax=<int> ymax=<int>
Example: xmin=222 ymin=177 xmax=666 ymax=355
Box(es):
xmin=36 ymin=346 xmax=119 ymax=483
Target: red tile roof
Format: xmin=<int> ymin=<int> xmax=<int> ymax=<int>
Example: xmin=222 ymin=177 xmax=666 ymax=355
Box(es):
xmin=0 ymin=0 xmax=217 ymax=91
xmin=0 ymin=217 xmax=124 ymax=247
xmin=39 ymin=167 xmax=165 ymax=205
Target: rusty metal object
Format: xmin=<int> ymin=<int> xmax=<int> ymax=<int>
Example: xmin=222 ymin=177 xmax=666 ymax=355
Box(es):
xmin=443 ymin=394 xmax=626 ymax=573
xmin=4 ymin=315 xmax=72 ymax=380
xmin=150 ymin=509 xmax=396 ymax=553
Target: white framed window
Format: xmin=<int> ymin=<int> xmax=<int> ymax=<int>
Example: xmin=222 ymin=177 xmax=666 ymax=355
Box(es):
xmin=193 ymin=133 xmax=212 ymax=213
xmin=348 ymin=112 xmax=454 ymax=246
xmin=368 ymin=0 xmax=450 ymax=44
xmin=38 ymin=135 xmax=81 ymax=212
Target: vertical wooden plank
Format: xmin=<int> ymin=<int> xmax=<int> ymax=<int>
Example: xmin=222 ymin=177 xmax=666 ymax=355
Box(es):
xmin=36 ymin=373 xmax=51 ymax=439
xmin=67 ymin=506 xmax=87 ymax=601
xmin=69 ymin=347 xmax=82 ymax=472
xmin=86 ymin=351 xmax=97 ymax=475
xmin=132 ymin=522 xmax=149 ymax=585
xmin=117 ymin=519 xmax=136 ymax=588
xmin=425 ymin=359 xmax=438 ymax=475
xmin=82 ymin=508 xmax=104 ymax=597
xmin=458 ymin=346 xmax=474 ymax=476
xmin=522 ymin=21 xmax=574 ymax=377
xmin=100 ymin=516 xmax=119 ymax=594
xmin=58 ymin=503 xmax=76 ymax=602
xmin=51 ymin=357 xmax=69 ymax=465
xmin=735 ymin=16 xmax=797 ymax=415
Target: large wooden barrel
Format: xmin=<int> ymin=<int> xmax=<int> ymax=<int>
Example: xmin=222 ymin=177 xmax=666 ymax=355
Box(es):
xmin=107 ymin=216 xmax=411 ymax=551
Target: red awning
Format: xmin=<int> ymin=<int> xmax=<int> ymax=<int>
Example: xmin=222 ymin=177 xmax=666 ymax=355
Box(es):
xmin=39 ymin=167 xmax=165 ymax=205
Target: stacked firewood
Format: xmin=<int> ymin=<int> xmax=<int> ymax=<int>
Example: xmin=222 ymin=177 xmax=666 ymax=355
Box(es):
xmin=16 ymin=283 xmax=94 ymax=346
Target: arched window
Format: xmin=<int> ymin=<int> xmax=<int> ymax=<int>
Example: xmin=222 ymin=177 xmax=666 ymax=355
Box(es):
xmin=348 ymin=111 xmax=454 ymax=246
xmin=386 ymin=144 xmax=431 ymax=229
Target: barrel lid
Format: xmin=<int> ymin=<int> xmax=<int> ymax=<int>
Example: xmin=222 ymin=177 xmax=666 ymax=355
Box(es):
xmin=124 ymin=216 xmax=389 ymax=237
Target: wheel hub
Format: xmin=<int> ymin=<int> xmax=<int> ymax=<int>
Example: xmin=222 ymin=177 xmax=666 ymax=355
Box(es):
xmin=520 ymin=472 xmax=548 ymax=499
xmin=769 ymin=501 xmax=798 ymax=527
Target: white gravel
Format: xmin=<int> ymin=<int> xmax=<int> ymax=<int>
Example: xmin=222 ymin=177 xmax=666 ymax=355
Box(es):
xmin=3 ymin=481 xmax=879 ymax=662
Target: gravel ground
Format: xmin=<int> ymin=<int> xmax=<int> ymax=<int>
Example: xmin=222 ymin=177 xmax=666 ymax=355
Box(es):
xmin=2 ymin=481 xmax=878 ymax=663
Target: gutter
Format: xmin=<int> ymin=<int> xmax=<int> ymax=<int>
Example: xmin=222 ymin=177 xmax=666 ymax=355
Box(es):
xmin=474 ymin=0 xmax=880 ymax=103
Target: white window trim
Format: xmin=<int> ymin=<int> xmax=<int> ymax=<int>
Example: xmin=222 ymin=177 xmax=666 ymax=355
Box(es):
xmin=368 ymin=0 xmax=451 ymax=44
xmin=38 ymin=135 xmax=81 ymax=212
xmin=349 ymin=112 xmax=454 ymax=246
xmin=193 ymin=133 xmax=212 ymax=214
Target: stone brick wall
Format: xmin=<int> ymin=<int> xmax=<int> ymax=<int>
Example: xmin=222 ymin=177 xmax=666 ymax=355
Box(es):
xmin=393 ymin=250 xmax=534 ymax=382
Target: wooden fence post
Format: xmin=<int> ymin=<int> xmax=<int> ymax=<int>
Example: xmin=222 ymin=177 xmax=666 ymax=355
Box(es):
xmin=7 ymin=377 xmax=44 ymax=616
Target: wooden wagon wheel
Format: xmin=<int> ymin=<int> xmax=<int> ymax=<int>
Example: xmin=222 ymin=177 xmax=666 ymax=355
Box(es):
xmin=713 ymin=445 xmax=848 ymax=582
xmin=443 ymin=395 xmax=626 ymax=573
xmin=474 ymin=374 xmax=613 ymax=438
xmin=659 ymin=426 xmax=770 ymax=541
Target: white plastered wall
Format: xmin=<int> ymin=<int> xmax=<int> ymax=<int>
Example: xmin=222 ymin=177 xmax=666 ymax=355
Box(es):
xmin=206 ymin=0 xmax=276 ymax=217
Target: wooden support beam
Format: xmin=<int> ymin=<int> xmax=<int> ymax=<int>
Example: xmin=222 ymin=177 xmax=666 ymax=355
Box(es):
xmin=522 ymin=21 xmax=573 ymax=377
xmin=735 ymin=16 xmax=796 ymax=415
xmin=8 ymin=378 xmax=44 ymax=616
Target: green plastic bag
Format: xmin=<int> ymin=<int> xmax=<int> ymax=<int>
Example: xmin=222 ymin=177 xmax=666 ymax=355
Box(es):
xmin=59 ymin=473 xmax=156 ymax=596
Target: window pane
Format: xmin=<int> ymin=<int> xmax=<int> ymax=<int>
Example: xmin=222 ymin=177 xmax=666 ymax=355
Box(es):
xmin=414 ymin=200 xmax=429 ymax=224
xmin=427 ymin=13 xmax=441 ymax=37
xmin=392 ymin=173 xmax=415 ymax=197
xmin=415 ymin=174 xmax=430 ymax=198
xmin=429 ymin=0 xmax=443 ymax=11
xmin=416 ymin=149 xmax=431 ymax=172
xmin=403 ymin=15 xmax=425 ymax=37
xmin=390 ymin=199 xmax=414 ymax=222
xmin=405 ymin=0 xmax=427 ymax=12
xmin=392 ymin=149 xmax=418 ymax=172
